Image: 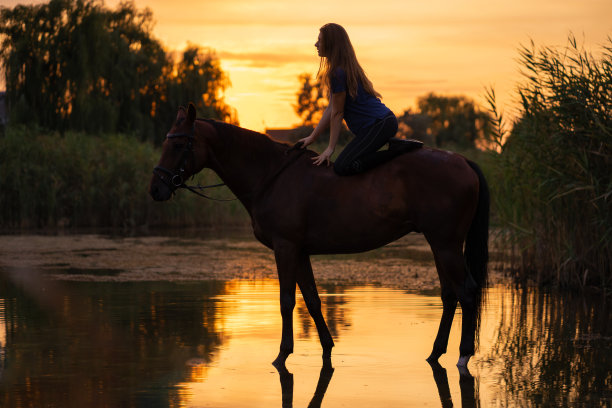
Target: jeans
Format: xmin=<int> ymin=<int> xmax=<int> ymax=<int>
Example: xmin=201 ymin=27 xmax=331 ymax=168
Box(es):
xmin=334 ymin=113 xmax=399 ymax=176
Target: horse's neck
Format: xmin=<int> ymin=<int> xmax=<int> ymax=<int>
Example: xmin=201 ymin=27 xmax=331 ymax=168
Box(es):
xmin=205 ymin=121 xmax=286 ymax=207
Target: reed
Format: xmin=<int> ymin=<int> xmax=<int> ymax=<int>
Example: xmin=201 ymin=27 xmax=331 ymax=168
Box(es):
xmin=487 ymin=34 xmax=612 ymax=288
xmin=0 ymin=127 xmax=250 ymax=229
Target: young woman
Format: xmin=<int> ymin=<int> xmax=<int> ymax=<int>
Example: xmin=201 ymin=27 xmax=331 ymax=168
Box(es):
xmin=298 ymin=23 xmax=412 ymax=176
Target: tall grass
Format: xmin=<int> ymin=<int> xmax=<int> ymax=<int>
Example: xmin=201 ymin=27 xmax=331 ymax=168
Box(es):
xmin=487 ymin=34 xmax=611 ymax=288
xmin=0 ymin=127 xmax=249 ymax=229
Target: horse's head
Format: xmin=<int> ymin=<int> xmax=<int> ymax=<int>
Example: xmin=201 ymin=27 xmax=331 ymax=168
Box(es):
xmin=149 ymin=103 xmax=200 ymax=201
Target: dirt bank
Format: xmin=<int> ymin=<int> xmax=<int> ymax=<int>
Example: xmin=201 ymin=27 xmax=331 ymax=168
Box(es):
xmin=0 ymin=232 xmax=505 ymax=292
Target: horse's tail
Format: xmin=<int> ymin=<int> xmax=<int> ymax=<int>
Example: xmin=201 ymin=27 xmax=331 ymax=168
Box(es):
xmin=465 ymin=160 xmax=490 ymax=346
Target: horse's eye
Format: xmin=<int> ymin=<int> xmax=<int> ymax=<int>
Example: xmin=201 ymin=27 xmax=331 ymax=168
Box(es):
xmin=174 ymin=143 xmax=185 ymax=150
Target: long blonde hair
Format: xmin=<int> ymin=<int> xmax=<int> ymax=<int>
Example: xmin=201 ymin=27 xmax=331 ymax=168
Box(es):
xmin=317 ymin=23 xmax=381 ymax=99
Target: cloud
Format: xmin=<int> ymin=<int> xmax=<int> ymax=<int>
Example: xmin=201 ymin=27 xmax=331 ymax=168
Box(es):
xmin=217 ymin=51 xmax=316 ymax=68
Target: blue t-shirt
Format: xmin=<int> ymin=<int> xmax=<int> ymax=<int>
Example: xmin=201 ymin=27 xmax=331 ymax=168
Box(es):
xmin=330 ymin=67 xmax=392 ymax=135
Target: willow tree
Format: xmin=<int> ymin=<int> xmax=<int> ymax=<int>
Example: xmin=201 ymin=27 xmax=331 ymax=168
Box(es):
xmin=0 ymin=0 xmax=235 ymax=141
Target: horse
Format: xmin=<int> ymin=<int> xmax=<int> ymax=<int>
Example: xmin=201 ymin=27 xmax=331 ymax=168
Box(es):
xmin=149 ymin=103 xmax=489 ymax=369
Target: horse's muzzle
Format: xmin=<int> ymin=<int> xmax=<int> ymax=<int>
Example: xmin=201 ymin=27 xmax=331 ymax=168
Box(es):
xmin=149 ymin=178 xmax=173 ymax=201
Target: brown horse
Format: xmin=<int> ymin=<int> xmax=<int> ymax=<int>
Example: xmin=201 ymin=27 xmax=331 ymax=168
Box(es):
xmin=149 ymin=103 xmax=489 ymax=369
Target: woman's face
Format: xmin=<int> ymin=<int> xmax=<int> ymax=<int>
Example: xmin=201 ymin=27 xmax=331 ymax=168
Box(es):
xmin=315 ymin=32 xmax=324 ymax=57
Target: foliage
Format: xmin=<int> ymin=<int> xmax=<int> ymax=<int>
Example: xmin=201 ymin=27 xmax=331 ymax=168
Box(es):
xmin=488 ymin=34 xmax=612 ymax=288
xmin=396 ymin=110 xmax=432 ymax=144
xmin=294 ymin=73 xmax=327 ymax=127
xmin=0 ymin=127 xmax=249 ymax=229
xmin=0 ymin=0 xmax=235 ymax=142
xmin=159 ymin=46 xmax=237 ymax=130
xmin=397 ymin=93 xmax=493 ymax=149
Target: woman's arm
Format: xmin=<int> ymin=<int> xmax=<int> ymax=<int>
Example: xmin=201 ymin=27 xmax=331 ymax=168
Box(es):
xmin=299 ymin=105 xmax=331 ymax=147
xmin=312 ymin=91 xmax=345 ymax=166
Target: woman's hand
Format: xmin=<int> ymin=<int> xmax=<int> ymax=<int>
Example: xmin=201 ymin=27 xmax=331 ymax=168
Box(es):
xmin=298 ymin=134 xmax=317 ymax=148
xmin=312 ymin=146 xmax=334 ymax=166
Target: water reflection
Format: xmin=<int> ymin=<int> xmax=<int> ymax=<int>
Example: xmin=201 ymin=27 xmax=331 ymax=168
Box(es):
xmin=0 ymin=270 xmax=352 ymax=407
xmin=0 ymin=269 xmax=227 ymax=407
xmin=1 ymin=268 xmax=610 ymax=407
xmin=428 ymin=361 xmax=478 ymax=408
xmin=484 ymin=287 xmax=611 ymax=407
xmin=275 ymin=362 xmax=335 ymax=408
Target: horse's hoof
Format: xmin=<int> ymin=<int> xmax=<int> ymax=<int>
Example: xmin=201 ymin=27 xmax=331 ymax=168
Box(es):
xmin=272 ymin=350 xmax=291 ymax=369
xmin=456 ymin=355 xmax=471 ymax=368
xmin=272 ymin=358 xmax=286 ymax=370
xmin=426 ymin=350 xmax=443 ymax=363
xmin=457 ymin=364 xmax=472 ymax=377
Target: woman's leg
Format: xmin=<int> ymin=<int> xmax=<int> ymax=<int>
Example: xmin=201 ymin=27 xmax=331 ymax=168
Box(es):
xmin=334 ymin=115 xmax=399 ymax=176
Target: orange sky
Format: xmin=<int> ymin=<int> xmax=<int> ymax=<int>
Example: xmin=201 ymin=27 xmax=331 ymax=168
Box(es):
xmin=3 ymin=0 xmax=611 ymax=131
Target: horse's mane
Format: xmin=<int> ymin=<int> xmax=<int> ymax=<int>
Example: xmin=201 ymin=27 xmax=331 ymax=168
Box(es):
xmin=197 ymin=118 xmax=295 ymax=154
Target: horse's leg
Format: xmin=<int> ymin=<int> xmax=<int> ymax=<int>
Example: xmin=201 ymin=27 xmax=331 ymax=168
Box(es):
xmin=296 ymin=254 xmax=334 ymax=361
xmin=430 ymin=244 xmax=477 ymax=367
xmin=426 ymin=273 xmax=458 ymax=363
xmin=455 ymin=271 xmax=479 ymax=368
xmin=272 ymin=242 xmax=298 ymax=368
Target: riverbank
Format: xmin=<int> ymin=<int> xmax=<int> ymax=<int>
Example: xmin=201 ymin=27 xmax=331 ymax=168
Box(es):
xmin=0 ymin=232 xmax=507 ymax=292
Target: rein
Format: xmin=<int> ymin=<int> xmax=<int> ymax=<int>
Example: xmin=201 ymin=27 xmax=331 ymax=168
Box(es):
xmin=153 ymin=122 xmax=306 ymax=202
xmin=254 ymin=141 xmax=306 ymax=200
xmin=180 ymin=181 xmax=235 ymax=201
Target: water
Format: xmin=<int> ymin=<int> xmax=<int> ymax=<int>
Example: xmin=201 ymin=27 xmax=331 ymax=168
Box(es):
xmin=0 ymin=234 xmax=610 ymax=407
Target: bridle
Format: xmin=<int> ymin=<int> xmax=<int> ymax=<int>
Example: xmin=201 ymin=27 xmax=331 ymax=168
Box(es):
xmin=153 ymin=120 xmax=307 ymax=202
xmin=153 ymin=123 xmax=233 ymax=201
xmin=153 ymin=124 xmax=196 ymax=189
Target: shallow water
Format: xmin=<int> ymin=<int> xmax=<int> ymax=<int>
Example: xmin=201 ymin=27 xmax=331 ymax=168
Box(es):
xmin=0 ymin=236 xmax=610 ymax=407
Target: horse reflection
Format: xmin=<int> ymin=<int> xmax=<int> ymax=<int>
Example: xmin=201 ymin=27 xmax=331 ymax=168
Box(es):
xmin=275 ymin=362 xmax=335 ymax=408
xmin=428 ymin=361 xmax=479 ymax=408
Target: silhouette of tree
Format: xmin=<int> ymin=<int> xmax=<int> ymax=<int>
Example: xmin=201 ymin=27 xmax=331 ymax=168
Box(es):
xmin=294 ymin=73 xmax=327 ymax=127
xmin=0 ymin=0 xmax=235 ymax=141
xmin=396 ymin=109 xmax=433 ymax=144
xmin=159 ymin=45 xmax=236 ymax=131
xmin=398 ymin=93 xmax=492 ymax=148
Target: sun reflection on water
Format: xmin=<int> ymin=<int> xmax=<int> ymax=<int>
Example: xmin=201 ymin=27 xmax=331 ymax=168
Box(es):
xmin=176 ymin=282 xmax=469 ymax=408
xmin=0 ymin=267 xmax=608 ymax=407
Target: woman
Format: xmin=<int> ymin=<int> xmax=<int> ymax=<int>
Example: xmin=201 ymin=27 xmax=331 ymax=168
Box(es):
xmin=299 ymin=23 xmax=411 ymax=176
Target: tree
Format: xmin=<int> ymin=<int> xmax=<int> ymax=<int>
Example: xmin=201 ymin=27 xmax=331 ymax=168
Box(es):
xmin=0 ymin=0 xmax=235 ymax=141
xmin=398 ymin=93 xmax=492 ymax=149
xmin=396 ymin=109 xmax=433 ymax=144
xmin=294 ymin=73 xmax=327 ymax=126
xmin=160 ymin=46 xmax=236 ymax=128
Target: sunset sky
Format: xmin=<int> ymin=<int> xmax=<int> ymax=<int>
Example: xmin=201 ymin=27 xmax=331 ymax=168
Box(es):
xmin=3 ymin=0 xmax=611 ymax=131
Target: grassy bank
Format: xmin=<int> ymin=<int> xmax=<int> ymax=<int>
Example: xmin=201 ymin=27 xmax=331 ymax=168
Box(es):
xmin=0 ymin=127 xmax=250 ymax=229
xmin=487 ymin=35 xmax=611 ymax=289
xmin=0 ymin=126 xmax=495 ymax=230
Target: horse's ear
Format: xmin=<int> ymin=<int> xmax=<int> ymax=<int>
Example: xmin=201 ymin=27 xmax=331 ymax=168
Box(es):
xmin=176 ymin=106 xmax=186 ymax=121
xmin=187 ymin=102 xmax=197 ymax=124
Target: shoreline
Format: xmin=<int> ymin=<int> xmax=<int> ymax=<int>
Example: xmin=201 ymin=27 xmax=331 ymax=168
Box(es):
xmin=0 ymin=232 xmax=506 ymax=292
